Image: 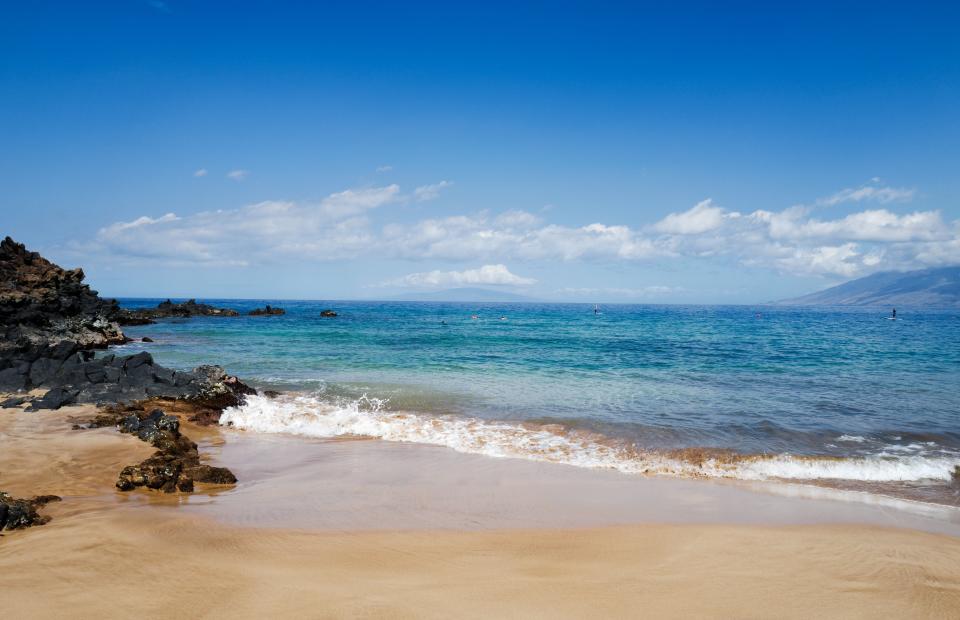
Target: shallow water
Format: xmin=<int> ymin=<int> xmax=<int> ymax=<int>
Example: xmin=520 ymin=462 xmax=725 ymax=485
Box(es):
xmin=113 ymin=299 xmax=960 ymax=504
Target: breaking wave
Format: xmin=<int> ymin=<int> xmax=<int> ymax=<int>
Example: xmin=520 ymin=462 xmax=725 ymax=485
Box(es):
xmin=221 ymin=394 xmax=960 ymax=484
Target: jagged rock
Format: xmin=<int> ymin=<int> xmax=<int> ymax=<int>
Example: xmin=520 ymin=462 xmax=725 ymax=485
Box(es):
xmin=15 ymin=350 xmax=256 ymax=410
xmin=111 ymin=405 xmax=236 ymax=493
xmin=1 ymin=396 xmax=28 ymax=408
xmin=249 ymin=304 xmax=285 ymax=316
xmin=0 ymin=236 xmax=126 ymax=353
xmin=26 ymin=387 xmax=79 ymax=411
xmin=320 ymin=309 xmax=337 ymax=317
xmin=1 ymin=237 xmax=243 ymax=500
xmin=0 ymin=492 xmax=61 ymax=530
xmin=118 ymin=299 xmax=239 ymax=324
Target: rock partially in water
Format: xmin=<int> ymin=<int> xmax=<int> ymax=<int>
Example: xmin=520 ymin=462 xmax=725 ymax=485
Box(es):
xmin=108 ymin=404 xmax=237 ymax=494
xmin=320 ymin=309 xmax=337 ymax=317
xmin=248 ymin=304 xmax=285 ymax=316
xmin=0 ymin=492 xmax=61 ymax=531
xmin=118 ymin=299 xmax=240 ymax=324
xmin=5 ymin=350 xmax=256 ymax=413
xmin=141 ymin=336 xmax=154 ymax=342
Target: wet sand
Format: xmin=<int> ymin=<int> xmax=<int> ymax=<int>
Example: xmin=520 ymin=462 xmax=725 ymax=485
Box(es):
xmin=3 ymin=403 xmax=960 ymax=618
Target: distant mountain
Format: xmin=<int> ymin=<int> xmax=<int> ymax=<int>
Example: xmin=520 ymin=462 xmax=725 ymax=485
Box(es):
xmin=777 ymin=266 xmax=960 ymax=307
xmin=388 ymin=287 xmax=535 ymax=302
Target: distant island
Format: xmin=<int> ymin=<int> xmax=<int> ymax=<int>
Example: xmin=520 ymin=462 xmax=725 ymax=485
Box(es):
xmin=778 ymin=266 xmax=960 ymax=307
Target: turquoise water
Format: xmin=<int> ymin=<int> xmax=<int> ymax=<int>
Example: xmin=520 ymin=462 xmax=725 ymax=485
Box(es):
xmin=114 ymin=299 xmax=960 ymax=503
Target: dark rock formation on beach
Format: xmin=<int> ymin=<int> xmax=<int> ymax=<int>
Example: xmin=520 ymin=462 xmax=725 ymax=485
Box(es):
xmin=118 ymin=299 xmax=240 ymax=325
xmin=94 ymin=407 xmax=236 ymax=493
xmin=0 ymin=236 xmax=126 ymax=354
xmin=0 ymin=491 xmax=61 ymax=531
xmin=248 ymin=304 xmax=285 ymax=316
xmin=1 ymin=237 xmax=248 ymax=503
xmin=0 ymin=342 xmax=254 ymax=411
xmin=0 ymin=236 xmax=254 ymax=408
xmin=320 ymin=309 xmax=337 ymax=317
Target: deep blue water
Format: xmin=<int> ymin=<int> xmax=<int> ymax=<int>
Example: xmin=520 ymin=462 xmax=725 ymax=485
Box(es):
xmin=113 ymin=299 xmax=960 ymax=463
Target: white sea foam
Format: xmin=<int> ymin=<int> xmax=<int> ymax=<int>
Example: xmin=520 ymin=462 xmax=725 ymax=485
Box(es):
xmin=837 ymin=435 xmax=865 ymax=443
xmin=221 ymin=394 xmax=960 ymax=484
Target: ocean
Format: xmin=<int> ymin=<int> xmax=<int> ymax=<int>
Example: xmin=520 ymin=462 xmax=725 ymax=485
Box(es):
xmin=112 ymin=299 xmax=960 ymax=505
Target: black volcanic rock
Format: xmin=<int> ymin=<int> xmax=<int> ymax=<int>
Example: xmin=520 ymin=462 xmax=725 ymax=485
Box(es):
xmin=118 ymin=299 xmax=240 ymax=324
xmin=320 ymin=309 xmax=337 ymax=317
xmin=0 ymin=492 xmax=61 ymax=530
xmin=0 ymin=236 xmax=126 ymax=353
xmin=1 ymin=237 xmax=247 ymax=504
xmin=109 ymin=405 xmax=237 ymax=493
xmin=248 ymin=304 xmax=285 ymax=316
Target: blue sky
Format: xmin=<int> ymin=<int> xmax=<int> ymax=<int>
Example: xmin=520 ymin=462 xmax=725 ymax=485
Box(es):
xmin=2 ymin=1 xmax=958 ymax=302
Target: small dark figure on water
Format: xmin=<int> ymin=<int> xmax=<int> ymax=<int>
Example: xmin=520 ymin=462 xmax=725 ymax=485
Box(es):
xmin=892 ymin=308 xmax=897 ymax=320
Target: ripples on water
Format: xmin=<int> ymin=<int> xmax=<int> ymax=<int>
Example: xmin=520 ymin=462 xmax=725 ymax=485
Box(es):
xmin=114 ymin=300 xmax=960 ymax=505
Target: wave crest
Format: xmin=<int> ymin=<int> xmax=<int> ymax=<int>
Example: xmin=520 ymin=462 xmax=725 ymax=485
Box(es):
xmin=220 ymin=394 xmax=960 ymax=484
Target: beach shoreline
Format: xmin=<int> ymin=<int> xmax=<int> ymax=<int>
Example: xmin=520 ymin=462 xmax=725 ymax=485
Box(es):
xmin=3 ymin=402 xmax=960 ymax=617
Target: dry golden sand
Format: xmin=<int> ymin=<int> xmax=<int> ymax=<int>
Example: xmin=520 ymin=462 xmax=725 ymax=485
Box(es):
xmin=2 ymin=404 xmax=960 ymax=619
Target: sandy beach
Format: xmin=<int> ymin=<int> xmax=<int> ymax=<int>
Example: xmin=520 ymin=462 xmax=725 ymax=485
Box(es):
xmin=3 ymin=403 xmax=960 ymax=618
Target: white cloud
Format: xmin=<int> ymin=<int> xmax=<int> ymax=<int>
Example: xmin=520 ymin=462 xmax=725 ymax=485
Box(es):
xmin=226 ymin=169 xmax=249 ymax=181
xmin=376 ymin=165 xmax=393 ymax=173
xmin=817 ymin=182 xmax=915 ymax=206
xmin=98 ymin=213 xmax=180 ymax=236
xmin=389 ymin=264 xmax=536 ymax=288
xmin=320 ymin=185 xmax=400 ymax=218
xmin=83 ymin=180 xmax=959 ymax=281
xmin=653 ymin=199 xmax=727 ymax=235
xmin=775 ymin=243 xmax=863 ymax=278
xmin=413 ymin=180 xmax=452 ymax=202
xmin=193 ymin=168 xmax=208 ymax=178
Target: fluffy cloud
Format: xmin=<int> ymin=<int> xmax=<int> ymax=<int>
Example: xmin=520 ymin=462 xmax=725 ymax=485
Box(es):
xmin=193 ymin=168 xmax=208 ymax=178
xmin=86 ymin=181 xmax=960 ymax=280
xmin=652 ymin=199 xmax=730 ymax=235
xmin=226 ymin=170 xmax=249 ymax=181
xmin=388 ymin=264 xmax=535 ymax=288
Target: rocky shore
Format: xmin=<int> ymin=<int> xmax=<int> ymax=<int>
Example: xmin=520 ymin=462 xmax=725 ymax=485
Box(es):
xmin=0 ymin=236 xmax=253 ymax=530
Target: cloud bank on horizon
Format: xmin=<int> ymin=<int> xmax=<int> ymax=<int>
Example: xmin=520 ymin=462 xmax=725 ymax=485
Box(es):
xmin=84 ymin=178 xmax=957 ymax=294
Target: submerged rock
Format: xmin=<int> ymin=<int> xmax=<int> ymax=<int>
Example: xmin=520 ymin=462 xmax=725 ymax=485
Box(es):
xmin=249 ymin=304 xmax=285 ymax=316
xmin=0 ymin=492 xmax=61 ymax=531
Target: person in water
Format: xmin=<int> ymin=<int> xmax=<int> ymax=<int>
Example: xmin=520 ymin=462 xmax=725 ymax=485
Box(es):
xmin=892 ymin=308 xmax=897 ymax=320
